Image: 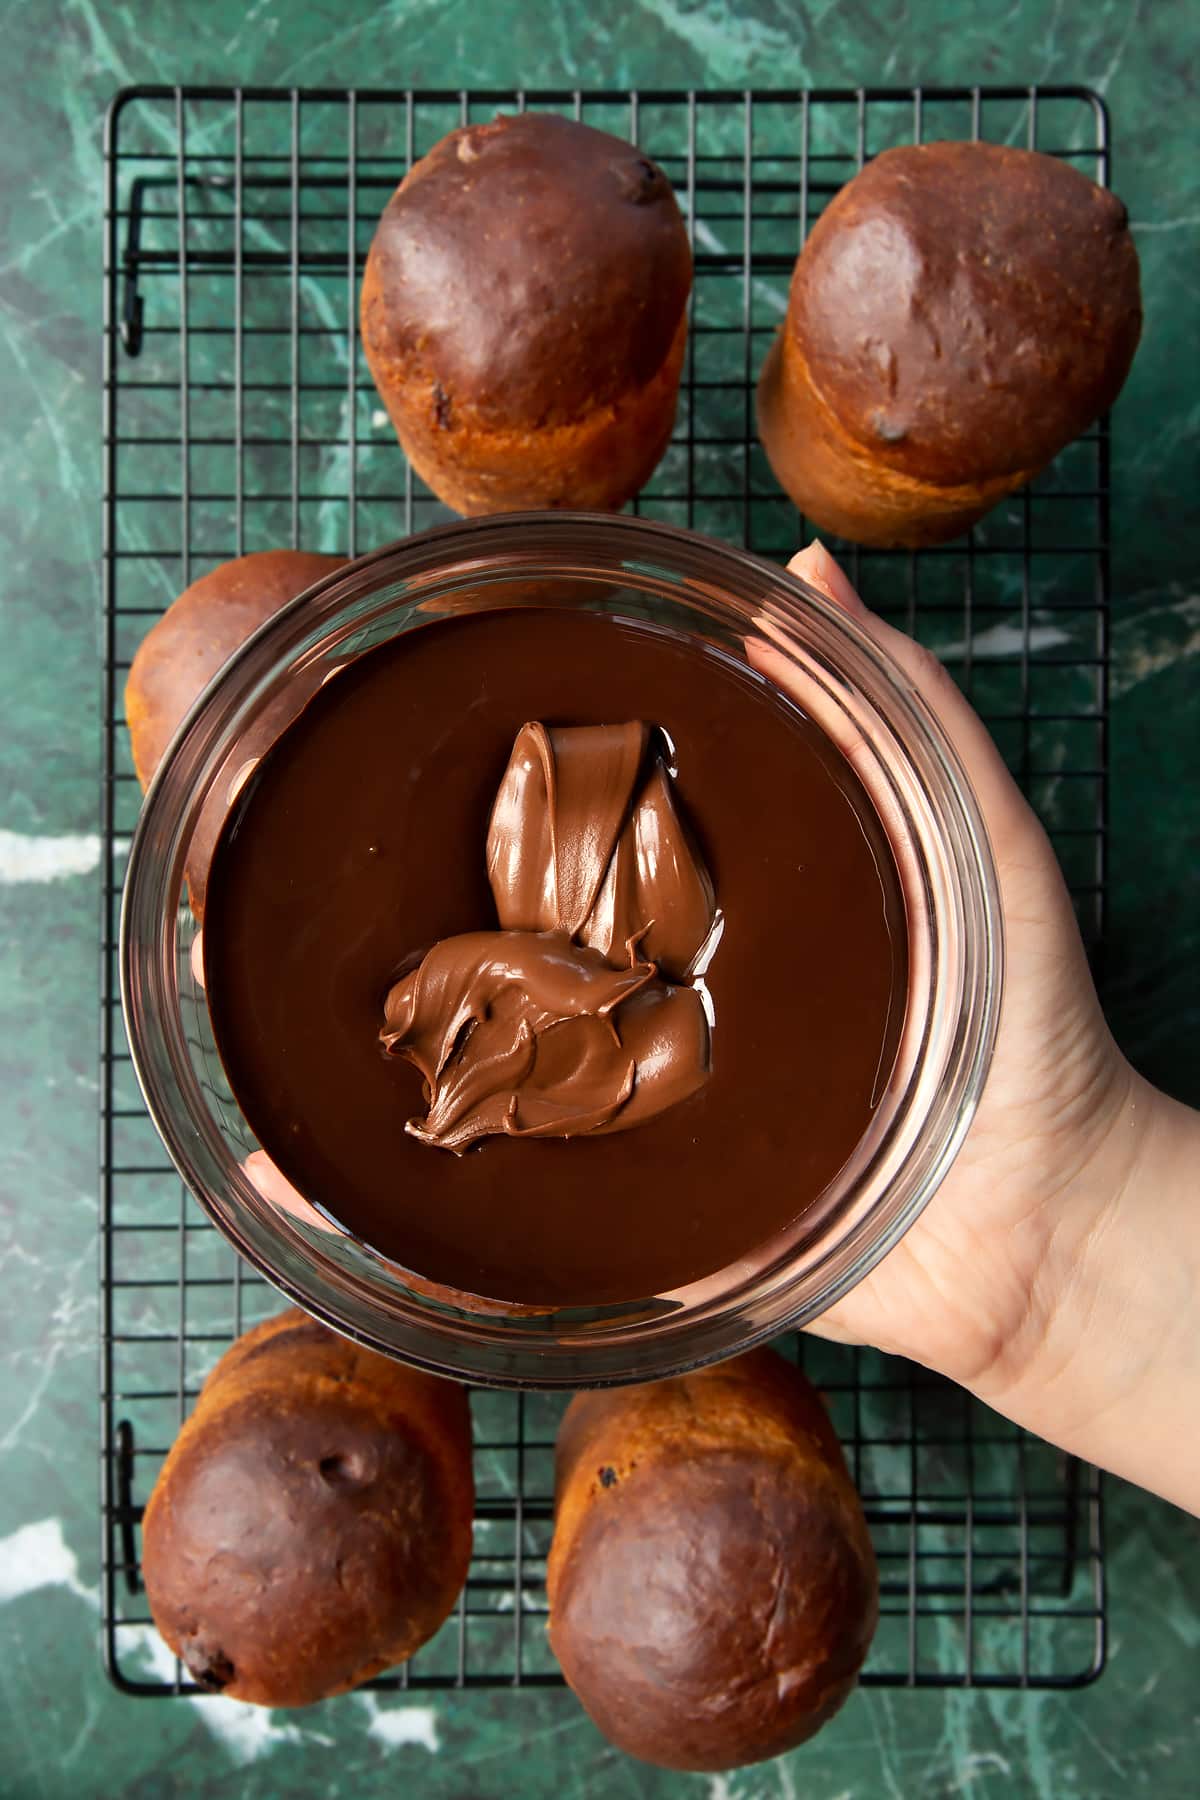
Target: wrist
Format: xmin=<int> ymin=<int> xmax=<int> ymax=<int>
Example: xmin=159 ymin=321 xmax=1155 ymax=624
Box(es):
xmin=976 ymin=1069 xmax=1200 ymax=1510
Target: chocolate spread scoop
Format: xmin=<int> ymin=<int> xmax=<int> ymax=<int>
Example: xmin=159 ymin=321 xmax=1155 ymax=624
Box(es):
xmin=381 ymin=723 xmax=718 ymax=1152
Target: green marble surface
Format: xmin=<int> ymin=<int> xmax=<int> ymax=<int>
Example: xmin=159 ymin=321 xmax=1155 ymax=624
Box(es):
xmin=2 ymin=2 xmax=1198 ymax=1796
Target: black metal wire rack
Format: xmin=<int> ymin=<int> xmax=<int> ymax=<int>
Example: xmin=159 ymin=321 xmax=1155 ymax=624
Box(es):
xmin=101 ymin=84 xmax=1108 ymax=1697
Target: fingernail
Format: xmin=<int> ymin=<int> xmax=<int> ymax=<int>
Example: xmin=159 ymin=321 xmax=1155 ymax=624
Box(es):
xmin=789 ymin=539 xmax=869 ymax=615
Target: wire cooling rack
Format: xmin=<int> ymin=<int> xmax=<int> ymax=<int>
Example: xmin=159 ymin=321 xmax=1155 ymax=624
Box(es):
xmin=101 ymin=84 xmax=1108 ymax=1696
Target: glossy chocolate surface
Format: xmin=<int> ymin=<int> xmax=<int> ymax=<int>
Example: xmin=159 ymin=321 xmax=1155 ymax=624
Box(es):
xmin=204 ymin=608 xmax=906 ymax=1306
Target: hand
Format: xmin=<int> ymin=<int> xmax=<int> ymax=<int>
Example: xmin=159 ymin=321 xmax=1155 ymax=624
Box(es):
xmin=765 ymin=543 xmax=1200 ymax=1513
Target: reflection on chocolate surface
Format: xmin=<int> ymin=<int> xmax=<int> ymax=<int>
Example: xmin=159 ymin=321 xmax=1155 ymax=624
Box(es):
xmin=382 ymin=721 xmax=717 ymax=1151
xmin=203 ymin=609 xmax=906 ymax=1308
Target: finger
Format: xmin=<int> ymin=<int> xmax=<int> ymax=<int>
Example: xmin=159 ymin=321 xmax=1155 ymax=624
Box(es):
xmin=785 ymin=542 xmax=1036 ymax=849
xmin=243 ymin=1149 xmax=337 ymax=1234
xmin=747 ymin=636 xmax=921 ymax=865
xmin=787 ymin=538 xmax=868 ymax=614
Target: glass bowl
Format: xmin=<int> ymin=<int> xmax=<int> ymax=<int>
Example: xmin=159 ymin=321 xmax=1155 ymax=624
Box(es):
xmin=121 ymin=513 xmax=1002 ymax=1388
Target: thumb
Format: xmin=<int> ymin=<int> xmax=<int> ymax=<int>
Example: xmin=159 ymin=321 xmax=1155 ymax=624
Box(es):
xmin=785 ymin=541 xmax=1035 ymax=850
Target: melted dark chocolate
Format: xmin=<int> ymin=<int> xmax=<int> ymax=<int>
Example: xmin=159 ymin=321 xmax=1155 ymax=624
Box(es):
xmin=204 ymin=608 xmax=906 ymax=1307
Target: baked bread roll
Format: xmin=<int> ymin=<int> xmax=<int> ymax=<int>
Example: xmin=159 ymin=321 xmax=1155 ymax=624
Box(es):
xmin=124 ymin=549 xmax=344 ymax=914
xmin=547 ymin=1348 xmax=877 ymax=1770
xmin=757 ymin=141 xmax=1142 ymax=547
xmin=360 ymin=112 xmax=692 ymax=515
xmin=142 ymin=1310 xmax=473 ymax=1706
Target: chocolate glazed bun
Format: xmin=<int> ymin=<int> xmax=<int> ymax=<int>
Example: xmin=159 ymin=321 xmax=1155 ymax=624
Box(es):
xmin=124 ymin=549 xmax=345 ymax=914
xmin=360 ymin=113 xmax=693 ymax=514
xmin=757 ymin=141 xmax=1142 ymax=547
xmin=547 ymin=1349 xmax=878 ymax=1771
xmin=142 ymin=1310 xmax=474 ymax=1707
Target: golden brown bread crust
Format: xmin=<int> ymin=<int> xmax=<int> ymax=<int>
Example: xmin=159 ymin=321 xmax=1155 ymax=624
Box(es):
xmin=125 ymin=551 xmax=345 ymax=788
xmin=758 ymin=141 xmax=1141 ymax=547
xmin=758 ymin=328 xmax=1034 ymax=546
xmin=142 ymin=1309 xmax=474 ymax=1707
xmin=360 ymin=113 xmax=692 ymax=514
xmin=547 ymin=1349 xmax=878 ymax=1771
xmin=124 ymin=550 xmax=345 ymax=914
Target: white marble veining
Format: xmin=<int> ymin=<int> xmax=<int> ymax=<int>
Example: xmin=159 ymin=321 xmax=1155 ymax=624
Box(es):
xmin=0 ymin=830 xmax=100 ymax=882
xmin=0 ymin=1517 xmax=97 ymax=1607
